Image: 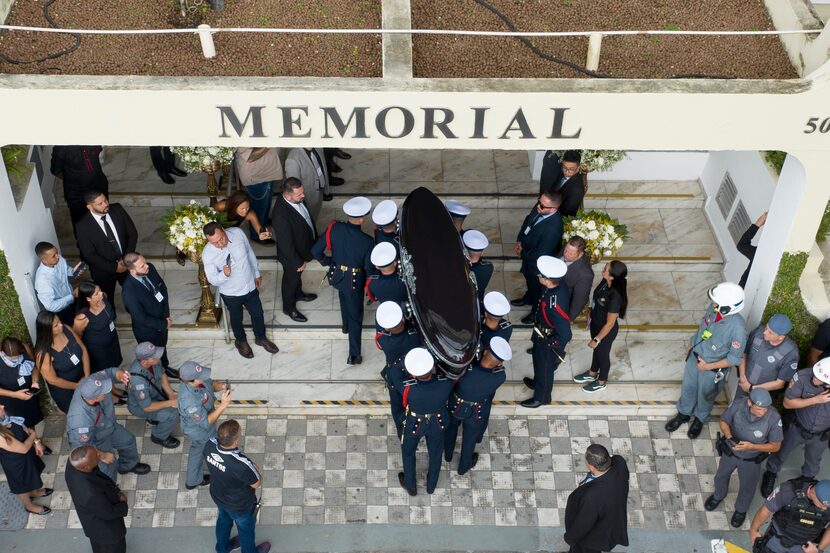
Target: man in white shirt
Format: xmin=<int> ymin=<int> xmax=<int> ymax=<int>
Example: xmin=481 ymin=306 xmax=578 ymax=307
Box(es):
xmin=202 ymin=223 xmax=279 ymax=359
xmin=34 ymin=241 xmax=84 ymax=325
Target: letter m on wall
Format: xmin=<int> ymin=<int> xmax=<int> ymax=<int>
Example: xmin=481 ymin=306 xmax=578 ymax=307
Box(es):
xmin=217 ymin=106 xmax=267 ymax=138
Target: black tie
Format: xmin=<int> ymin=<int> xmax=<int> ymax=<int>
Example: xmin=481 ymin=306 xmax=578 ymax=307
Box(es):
xmin=101 ymin=215 xmax=122 ymax=257
xmin=142 ymin=277 xmax=155 ymax=294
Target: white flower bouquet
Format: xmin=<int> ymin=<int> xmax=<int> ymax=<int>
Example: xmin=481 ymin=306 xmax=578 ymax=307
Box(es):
xmin=563 ymin=210 xmax=629 ymax=261
xmin=170 ymin=146 xmax=235 ymax=173
xmin=162 ymin=201 xmax=225 ymax=257
xmin=550 ymin=150 xmax=628 ymax=173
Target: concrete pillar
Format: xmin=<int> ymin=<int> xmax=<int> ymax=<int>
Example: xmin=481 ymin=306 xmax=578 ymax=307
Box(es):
xmin=382 ymin=0 xmax=413 ymax=80
xmin=743 ymin=150 xmax=830 ymax=327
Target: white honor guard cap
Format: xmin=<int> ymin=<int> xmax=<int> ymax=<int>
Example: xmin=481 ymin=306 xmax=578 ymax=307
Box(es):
xmin=405 ymin=348 xmax=434 ymax=377
xmin=343 ymin=196 xmax=372 ymax=218
xmin=489 ymin=336 xmax=512 ymax=362
xmin=372 ymin=199 xmax=398 ymax=226
xmin=445 ymin=200 xmax=471 ymax=217
xmin=371 ymin=242 xmax=397 ymax=268
xmin=537 ymin=256 xmax=567 ymax=279
xmin=483 ymin=291 xmax=510 ymax=317
xmin=463 ymin=230 xmax=489 ymax=252
xmin=376 ymin=301 xmax=403 ymax=329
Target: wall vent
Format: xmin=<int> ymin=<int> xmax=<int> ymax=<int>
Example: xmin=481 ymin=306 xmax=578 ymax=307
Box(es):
xmin=728 ymin=201 xmax=752 ymax=245
xmin=715 ymin=172 xmax=738 ymax=219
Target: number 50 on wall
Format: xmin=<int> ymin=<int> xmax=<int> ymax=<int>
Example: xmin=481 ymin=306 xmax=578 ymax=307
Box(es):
xmin=804 ymin=117 xmax=830 ymax=134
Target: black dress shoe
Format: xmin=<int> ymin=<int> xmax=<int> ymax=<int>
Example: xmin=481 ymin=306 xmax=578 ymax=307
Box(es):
xmin=164 ymin=367 xmax=180 ymax=379
xmin=687 ymin=417 xmax=704 ymax=439
xmin=760 ymin=470 xmax=777 ymax=498
xmin=664 ymin=412 xmax=691 ymax=433
xmin=522 ymin=377 xmax=535 ymax=390
xmin=427 ymin=483 xmax=436 ymax=494
xmin=520 ymin=313 xmax=534 ymax=325
xmin=329 ymin=176 xmax=345 ymax=187
xmin=526 ymin=347 xmax=533 ymax=354
xmin=347 ymin=355 xmax=363 ymax=365
xmin=470 ymin=452 xmax=479 ymax=470
xmin=297 ymin=292 xmax=318 ymax=302
xmin=151 ymin=435 xmax=181 ymax=449
xmin=118 ymin=462 xmax=151 ymax=475
xmin=255 ymin=338 xmax=280 ymax=354
xmin=341 ymin=325 xmax=348 ymax=334
xmin=186 ymin=475 xmax=210 ymax=490
xmin=510 ymin=297 xmax=530 ymax=307
xmin=323 ymin=193 xmax=333 ymax=201
xmin=704 ymin=494 xmax=722 ymax=511
xmin=235 ymin=340 xmax=254 ymax=359
xmin=444 ymin=450 xmax=453 ymax=463
xmin=158 ymin=172 xmax=175 ymax=185
xmin=333 ymin=149 xmax=351 ymax=160
xmin=330 ymin=162 xmax=342 ymax=173
xmin=520 ymin=399 xmax=543 ymax=408
xmin=731 ymin=511 xmax=747 ymax=528
xmin=286 ymin=310 xmax=308 ymax=323
xmin=398 ymin=472 xmax=416 ymax=496
xmin=170 ymin=167 xmax=188 ymax=177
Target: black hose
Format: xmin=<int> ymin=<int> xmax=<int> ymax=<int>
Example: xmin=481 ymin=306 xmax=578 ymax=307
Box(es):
xmin=0 ymin=0 xmax=80 ymax=65
xmin=471 ymin=0 xmax=735 ymax=80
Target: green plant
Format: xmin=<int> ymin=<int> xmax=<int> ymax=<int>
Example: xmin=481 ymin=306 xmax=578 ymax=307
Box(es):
xmin=2 ymin=145 xmax=28 ymax=181
xmin=562 ymin=0 xmax=572 ymax=6
xmin=762 ymin=252 xmax=818 ymax=362
xmin=664 ymin=22 xmax=681 ymax=31
xmin=259 ymin=16 xmax=271 ymax=27
xmin=816 ymin=201 xmax=830 ymax=242
xmin=0 ymin=250 xmax=30 ymax=344
xmin=764 ymin=151 xmax=786 ymax=175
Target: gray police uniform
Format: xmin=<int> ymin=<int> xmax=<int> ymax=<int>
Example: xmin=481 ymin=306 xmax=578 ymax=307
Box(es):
xmin=766 ymin=368 xmax=830 ymax=478
xmin=735 ymin=325 xmax=799 ymax=401
xmin=126 ymin=359 xmax=179 ymax=441
xmin=713 ymin=399 xmax=783 ymax=513
xmin=677 ymin=304 xmax=747 ymax=422
xmin=758 ymin=479 xmax=830 ymax=553
xmin=178 ymin=378 xmax=218 ymax=487
xmin=66 ymin=369 xmax=140 ymax=482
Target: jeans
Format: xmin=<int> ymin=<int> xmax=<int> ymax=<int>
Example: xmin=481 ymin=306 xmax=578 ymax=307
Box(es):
xmin=244 ymin=181 xmax=275 ymax=241
xmin=221 ymin=289 xmax=266 ymax=343
xmin=215 ymin=505 xmax=257 ymax=553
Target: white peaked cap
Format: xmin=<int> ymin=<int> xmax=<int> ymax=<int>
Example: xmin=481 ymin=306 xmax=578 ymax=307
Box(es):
xmin=405 ymin=348 xmax=434 ymax=377
xmin=463 ymin=230 xmax=489 ymax=252
xmin=489 ymin=336 xmax=512 ymax=362
xmin=371 ymin=242 xmax=397 ymax=267
xmin=483 ymin=291 xmax=510 ymax=317
xmin=445 ymin=199 xmax=471 ymax=217
xmin=376 ymin=301 xmax=403 ymax=329
xmin=372 ymin=199 xmax=398 ymax=226
xmin=537 ymin=256 xmax=567 ymax=279
xmin=343 ymin=196 xmax=372 ymax=217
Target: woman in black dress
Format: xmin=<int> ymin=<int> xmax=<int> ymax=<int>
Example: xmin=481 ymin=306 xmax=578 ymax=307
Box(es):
xmin=34 ymin=310 xmax=90 ymax=413
xmin=0 ymin=337 xmax=44 ymax=429
xmin=573 ymin=260 xmax=628 ymax=393
xmin=73 ymin=281 xmax=122 ymax=372
xmin=0 ymin=403 xmax=51 ymax=515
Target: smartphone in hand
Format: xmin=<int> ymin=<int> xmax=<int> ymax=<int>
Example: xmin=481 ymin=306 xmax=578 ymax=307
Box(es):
xmin=225 ymin=254 xmax=232 ymax=267
xmin=72 ymin=262 xmax=88 ymax=277
xmin=27 ymin=387 xmax=41 ymax=397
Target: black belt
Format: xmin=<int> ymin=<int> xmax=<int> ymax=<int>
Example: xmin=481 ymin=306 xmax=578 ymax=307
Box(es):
xmin=453 ymin=393 xmax=487 ymax=407
xmin=338 ymin=265 xmax=363 ymax=273
xmin=794 ymin=417 xmax=824 ymax=438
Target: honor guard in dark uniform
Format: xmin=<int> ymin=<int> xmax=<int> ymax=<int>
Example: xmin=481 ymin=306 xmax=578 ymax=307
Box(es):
xmin=372 ymin=199 xmax=400 ymax=254
xmin=178 ymin=361 xmax=233 ymax=490
xmin=666 ymin=282 xmax=748 ymax=439
xmin=520 ymin=256 xmax=572 ymax=408
xmin=312 ymin=196 xmax=375 ymax=365
xmin=376 ymin=302 xmax=421 ymax=438
xmin=481 ymin=291 xmax=513 ymax=346
xmin=366 ymin=242 xmax=408 ymax=315
xmin=463 ymin=230 xmax=493 ymax=303
xmin=445 ymin=199 xmax=471 ymax=234
xmin=396 ymin=348 xmax=454 ymax=496
xmin=67 ymin=370 xmax=151 ymax=482
xmin=705 ymin=388 xmax=783 ymax=528
xmin=444 ymin=336 xmax=510 ymax=475
xmin=736 ymin=314 xmax=798 ymax=401
xmin=761 ymin=359 xmax=830 ymax=498
xmin=126 ymin=342 xmax=180 ymax=449
xmin=749 ymin=478 xmax=830 ymax=553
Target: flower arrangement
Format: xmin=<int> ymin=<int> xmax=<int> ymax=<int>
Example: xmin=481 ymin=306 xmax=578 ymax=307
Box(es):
xmin=169 ymin=146 xmax=235 ymax=173
xmin=550 ymin=150 xmax=628 ymax=173
xmin=563 ymin=210 xmax=629 ymax=261
xmin=161 ymin=201 xmax=225 ymax=257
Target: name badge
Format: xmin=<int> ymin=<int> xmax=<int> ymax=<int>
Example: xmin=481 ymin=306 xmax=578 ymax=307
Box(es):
xmin=69 ymin=353 xmax=80 ymax=365
xmin=17 ymin=376 xmax=26 ymax=386
xmin=109 ymin=321 xmax=116 ymax=332
xmin=523 ymin=226 xmax=531 ymax=236
xmin=155 ymin=291 xmax=164 ymax=302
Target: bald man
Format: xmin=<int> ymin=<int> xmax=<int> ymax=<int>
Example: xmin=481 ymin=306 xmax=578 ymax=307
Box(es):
xmin=65 ymin=446 xmax=128 ymax=553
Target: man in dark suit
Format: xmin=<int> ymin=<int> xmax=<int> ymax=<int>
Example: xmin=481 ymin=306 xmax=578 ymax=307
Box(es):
xmin=564 ymin=444 xmax=630 ymax=553
xmin=737 ymin=211 xmax=767 ymax=288
xmin=65 ymin=445 xmax=129 ymax=553
xmin=273 ymin=177 xmax=318 ymax=323
xmin=121 ymin=252 xmax=176 ymax=377
xmin=511 ymin=190 xmax=564 ymax=313
xmin=561 ymin=235 xmax=595 ymax=321
xmin=51 ymin=145 xmax=109 ymax=227
xmin=539 ymin=150 xmax=585 ymax=218
xmin=75 ymin=190 xmax=138 ymax=307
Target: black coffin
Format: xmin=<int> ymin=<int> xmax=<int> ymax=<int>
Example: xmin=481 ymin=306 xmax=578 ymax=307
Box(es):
xmin=399 ymin=187 xmax=480 ymax=375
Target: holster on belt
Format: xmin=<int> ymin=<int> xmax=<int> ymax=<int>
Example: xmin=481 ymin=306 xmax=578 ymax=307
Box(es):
xmin=752 ymin=533 xmax=772 ymax=553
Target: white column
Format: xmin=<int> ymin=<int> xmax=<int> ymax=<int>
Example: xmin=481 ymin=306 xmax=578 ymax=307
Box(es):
xmin=529 ymin=150 xmax=545 ymax=181
xmin=744 ymin=150 xmax=830 ymax=326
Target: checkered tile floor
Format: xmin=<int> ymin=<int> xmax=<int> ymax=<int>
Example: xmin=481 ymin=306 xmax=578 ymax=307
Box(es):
xmin=8 ymin=414 xmax=746 ymax=531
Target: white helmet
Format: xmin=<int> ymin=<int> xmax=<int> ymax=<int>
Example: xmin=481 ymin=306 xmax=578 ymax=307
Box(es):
xmin=708 ymin=282 xmax=745 ymax=315
xmin=814 ymin=358 xmax=830 ymax=385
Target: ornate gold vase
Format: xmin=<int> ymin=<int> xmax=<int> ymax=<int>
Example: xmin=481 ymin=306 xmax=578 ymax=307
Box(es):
xmin=186 ymin=250 xmax=221 ymax=326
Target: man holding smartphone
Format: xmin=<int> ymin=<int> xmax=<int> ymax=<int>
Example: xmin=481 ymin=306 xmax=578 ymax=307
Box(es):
xmin=204 ymin=419 xmax=270 ymax=553
xmin=34 ymin=241 xmax=85 ymax=326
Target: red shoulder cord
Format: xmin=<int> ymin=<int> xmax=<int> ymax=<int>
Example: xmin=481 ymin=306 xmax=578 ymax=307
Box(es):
xmin=365 ymin=279 xmax=376 ymax=302
xmin=325 ymin=221 xmax=336 ymax=252
xmin=374 ymin=333 xmax=382 ymax=350
xmin=402 ymin=385 xmax=411 ymax=408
